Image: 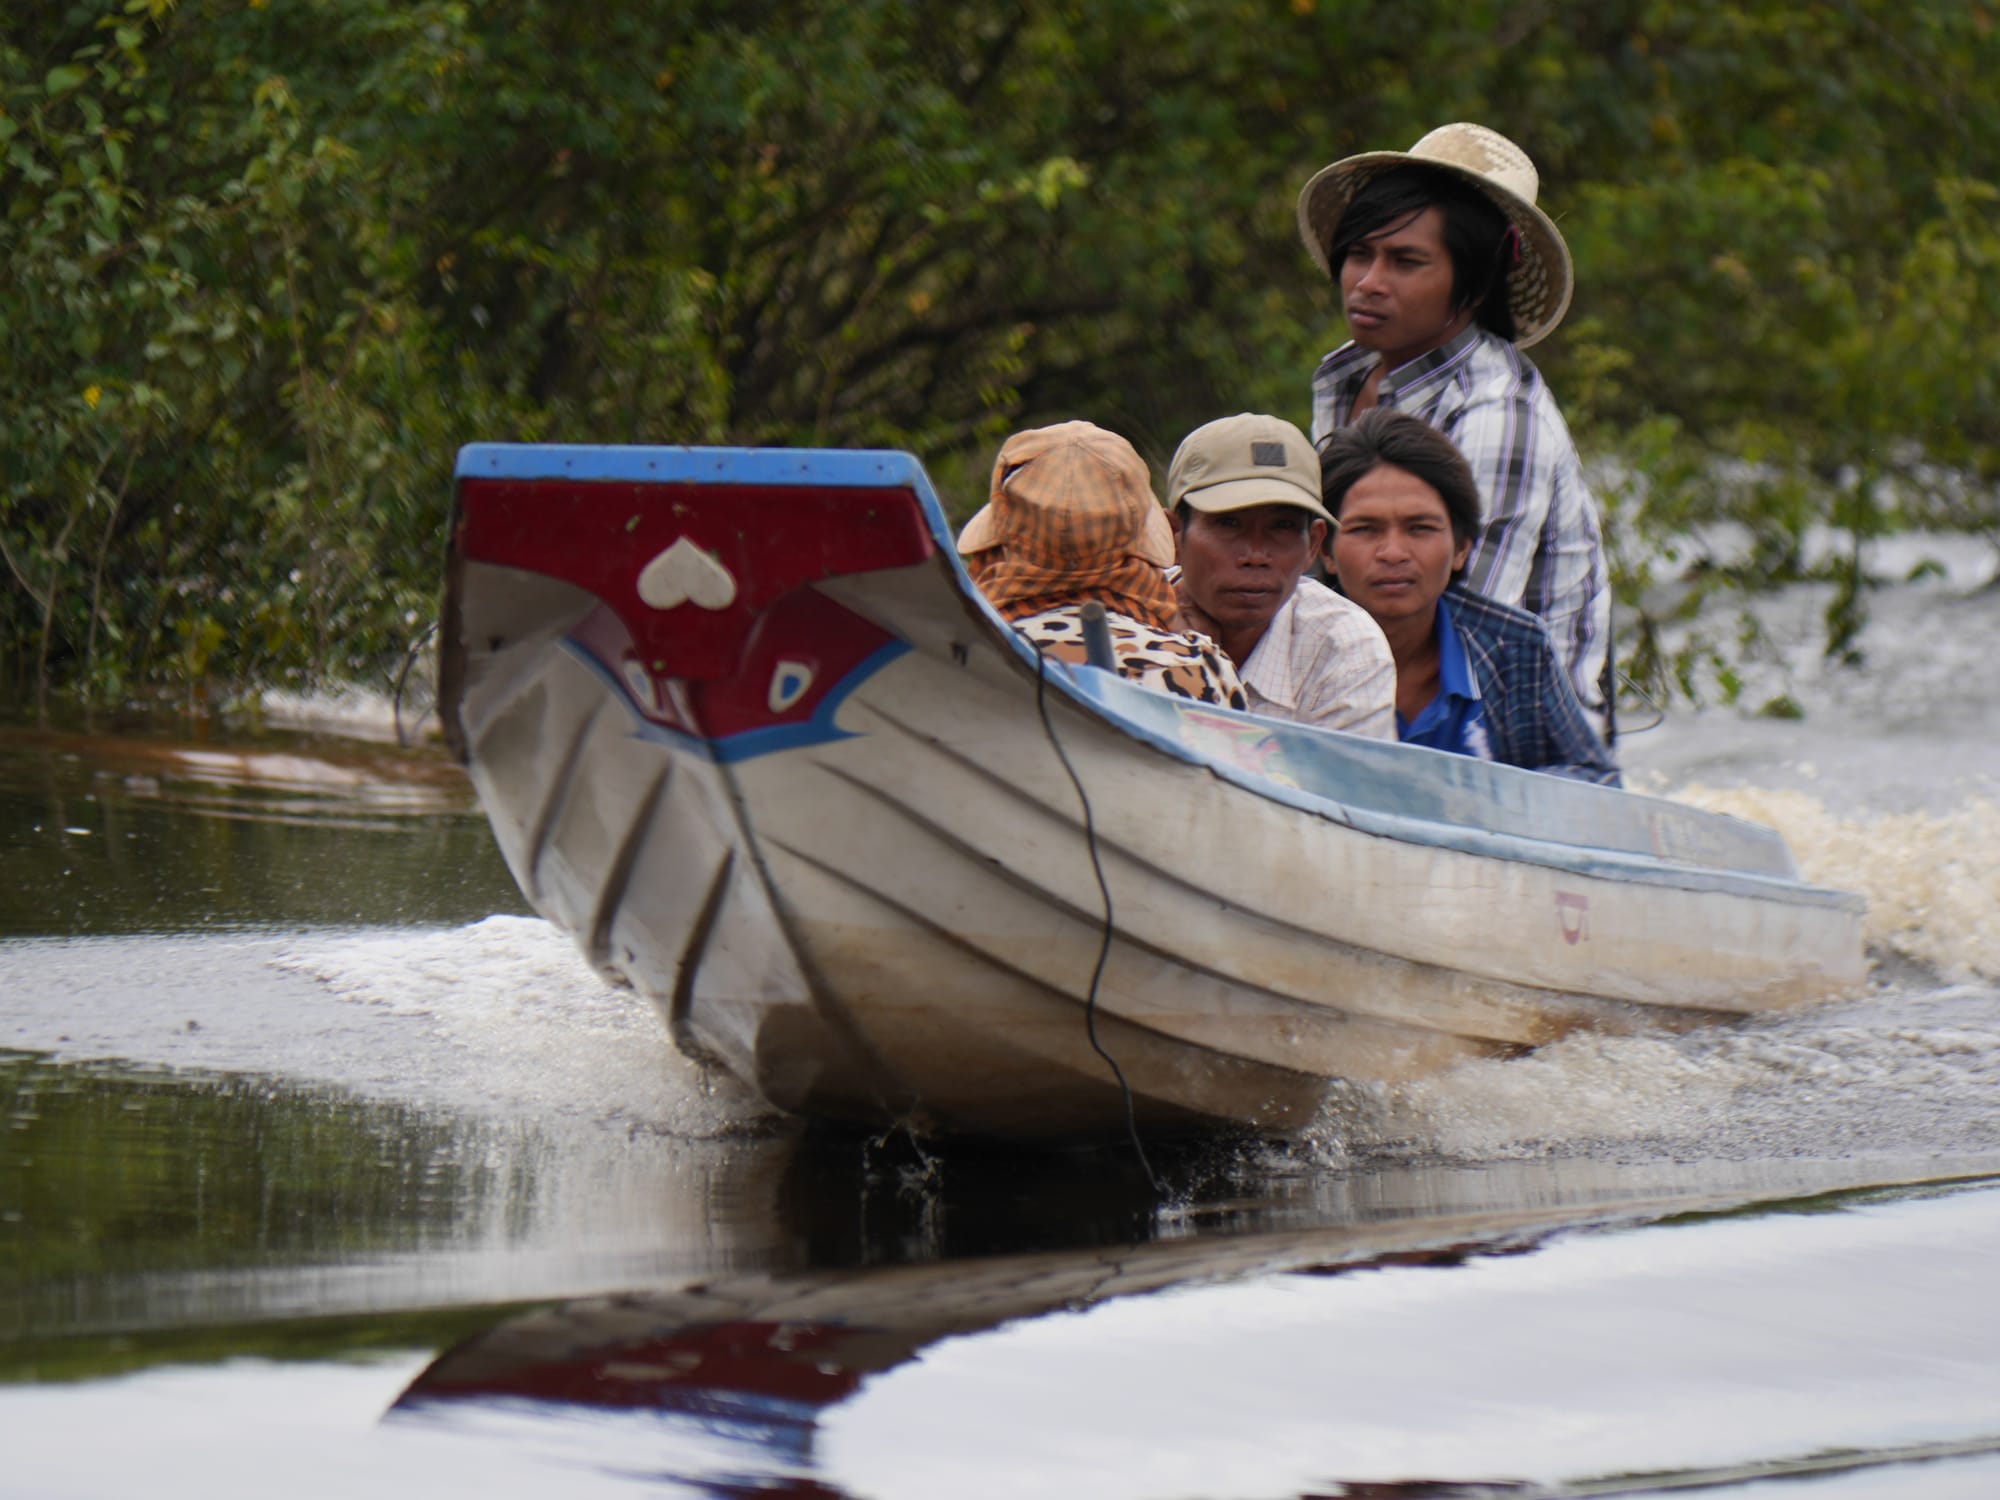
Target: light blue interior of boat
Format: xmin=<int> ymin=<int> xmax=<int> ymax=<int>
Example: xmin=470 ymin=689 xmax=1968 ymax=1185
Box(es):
xmin=455 ymin=444 xmax=1846 ymax=900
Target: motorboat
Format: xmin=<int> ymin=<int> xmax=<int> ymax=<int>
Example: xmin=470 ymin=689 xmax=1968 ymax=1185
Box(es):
xmin=437 ymin=444 xmax=1866 ymax=1143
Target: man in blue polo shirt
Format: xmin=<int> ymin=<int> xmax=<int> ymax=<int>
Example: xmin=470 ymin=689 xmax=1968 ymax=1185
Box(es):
xmin=1321 ymin=408 xmax=1618 ymax=785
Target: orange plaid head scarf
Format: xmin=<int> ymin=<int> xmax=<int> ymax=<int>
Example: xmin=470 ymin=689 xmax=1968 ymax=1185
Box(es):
xmin=957 ymin=421 xmax=1180 ymax=630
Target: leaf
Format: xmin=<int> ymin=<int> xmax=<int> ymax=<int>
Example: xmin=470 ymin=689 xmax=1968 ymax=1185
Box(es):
xmin=45 ymin=66 xmax=90 ymax=96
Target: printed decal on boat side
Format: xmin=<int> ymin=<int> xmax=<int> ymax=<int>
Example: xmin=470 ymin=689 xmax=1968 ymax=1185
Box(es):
xmin=620 ymin=659 xmax=660 ymax=714
xmin=454 ymin=476 xmax=934 ymax=682
xmin=767 ymin=660 xmax=815 ymax=713
xmin=567 ymin=589 xmax=904 ymax=759
xmin=1556 ymin=890 xmax=1590 ymax=945
xmin=1173 ymin=709 xmax=1300 ymax=788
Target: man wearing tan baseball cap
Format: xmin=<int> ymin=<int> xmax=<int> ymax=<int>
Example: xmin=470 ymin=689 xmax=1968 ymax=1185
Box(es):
xmin=1167 ymin=413 xmax=1394 ymax=738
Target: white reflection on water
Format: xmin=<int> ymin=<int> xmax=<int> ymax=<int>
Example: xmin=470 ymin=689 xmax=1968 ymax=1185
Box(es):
xmin=14 ymin=1182 xmax=1994 ymax=1500
xmin=822 ymin=1184 xmax=2000 ymax=1499
xmin=0 ymin=1355 xmax=710 ymax=1500
xmin=1728 ymin=1453 xmax=2000 ymax=1498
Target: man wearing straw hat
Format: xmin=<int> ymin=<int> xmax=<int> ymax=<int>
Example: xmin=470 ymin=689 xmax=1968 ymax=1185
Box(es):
xmin=1298 ymin=123 xmax=1612 ymax=738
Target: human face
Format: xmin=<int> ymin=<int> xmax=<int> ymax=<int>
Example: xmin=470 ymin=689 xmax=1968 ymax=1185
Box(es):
xmin=1174 ymin=503 xmax=1328 ymax=647
xmin=1338 ymin=206 xmax=1472 ymax=370
xmin=1329 ymin=463 xmax=1472 ymax=630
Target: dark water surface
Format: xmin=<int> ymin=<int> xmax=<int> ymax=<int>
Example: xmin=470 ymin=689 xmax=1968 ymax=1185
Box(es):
xmin=5 ymin=696 xmax=2000 ymax=1499
xmin=0 ymin=713 xmax=525 ymax=934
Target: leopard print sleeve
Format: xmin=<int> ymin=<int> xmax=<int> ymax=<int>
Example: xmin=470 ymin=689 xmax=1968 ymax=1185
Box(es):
xmin=1014 ymin=608 xmax=1249 ymax=712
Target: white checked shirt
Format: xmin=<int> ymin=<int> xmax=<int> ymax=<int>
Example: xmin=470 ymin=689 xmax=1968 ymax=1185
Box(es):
xmin=1236 ymin=577 xmax=1396 ymax=739
xmin=1311 ymin=326 xmax=1611 ymax=726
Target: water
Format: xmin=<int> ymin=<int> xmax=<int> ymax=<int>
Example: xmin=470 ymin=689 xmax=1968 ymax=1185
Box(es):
xmin=3 ymin=555 xmax=1999 ymax=1497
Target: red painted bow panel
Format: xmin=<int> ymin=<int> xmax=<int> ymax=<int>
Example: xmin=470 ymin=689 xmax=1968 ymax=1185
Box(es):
xmin=456 ymin=478 xmax=937 ymax=738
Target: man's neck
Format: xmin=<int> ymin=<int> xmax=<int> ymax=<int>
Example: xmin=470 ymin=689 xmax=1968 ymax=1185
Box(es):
xmin=1378 ymin=604 xmax=1442 ymax=669
xmin=1380 ymin=605 xmax=1445 ymax=721
xmin=1174 ymin=575 xmax=1281 ymax=669
xmin=1343 ymin=318 xmax=1480 ymax=414
xmin=1352 ymin=361 xmax=1388 ymax=416
xmin=1215 ymin=619 xmax=1270 ymax=669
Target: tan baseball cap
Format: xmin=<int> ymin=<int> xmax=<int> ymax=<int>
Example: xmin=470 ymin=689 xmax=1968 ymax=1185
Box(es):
xmin=1166 ymin=413 xmax=1334 ymax=524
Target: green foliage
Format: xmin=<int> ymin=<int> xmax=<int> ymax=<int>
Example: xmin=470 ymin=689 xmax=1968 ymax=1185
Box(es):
xmin=2 ymin=0 xmax=1997 ymax=704
xmin=1536 ymin=2 xmax=2000 ymax=695
xmin=2 ymin=1 xmax=447 ymax=704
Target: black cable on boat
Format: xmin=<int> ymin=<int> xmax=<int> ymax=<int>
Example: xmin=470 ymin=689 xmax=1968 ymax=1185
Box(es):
xmin=1031 ymin=642 xmax=1160 ymax=1191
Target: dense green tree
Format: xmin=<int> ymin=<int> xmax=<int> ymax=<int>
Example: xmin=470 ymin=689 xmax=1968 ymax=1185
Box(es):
xmin=3 ymin=0 xmax=1996 ymax=704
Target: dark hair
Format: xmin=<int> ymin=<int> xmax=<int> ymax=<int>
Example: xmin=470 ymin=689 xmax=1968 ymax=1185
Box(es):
xmin=1320 ymin=408 xmax=1482 ymax=553
xmin=1328 ymin=165 xmax=1517 ymax=342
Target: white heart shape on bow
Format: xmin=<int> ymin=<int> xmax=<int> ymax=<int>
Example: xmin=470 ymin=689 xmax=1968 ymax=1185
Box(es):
xmin=637 ymin=536 xmax=738 ymax=612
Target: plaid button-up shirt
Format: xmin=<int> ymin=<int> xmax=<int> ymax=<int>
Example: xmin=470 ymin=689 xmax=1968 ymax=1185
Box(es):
xmin=1442 ymin=584 xmax=1619 ymax=784
xmin=1311 ymin=327 xmax=1611 ymax=731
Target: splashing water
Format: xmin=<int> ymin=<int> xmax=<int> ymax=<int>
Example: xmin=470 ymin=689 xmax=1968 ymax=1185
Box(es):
xmin=269 ymin=916 xmax=770 ymax=1138
xmin=1670 ymin=786 xmax=2000 ymax=983
xmin=1332 ymin=785 xmax=2000 ymax=1166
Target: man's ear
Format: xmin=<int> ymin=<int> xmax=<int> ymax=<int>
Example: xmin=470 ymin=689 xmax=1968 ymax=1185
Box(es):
xmin=1451 ymin=535 xmax=1474 ymax=575
xmin=1168 ymin=506 xmax=1185 ymax=561
xmin=1309 ymin=517 xmax=1330 ymax=557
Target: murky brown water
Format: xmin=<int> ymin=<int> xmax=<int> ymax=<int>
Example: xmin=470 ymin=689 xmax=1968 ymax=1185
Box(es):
xmin=5 ymin=691 xmax=2000 ymax=1498
xmin=0 ymin=714 xmax=523 ymax=936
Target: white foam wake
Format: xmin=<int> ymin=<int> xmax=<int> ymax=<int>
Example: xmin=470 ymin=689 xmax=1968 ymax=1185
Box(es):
xmin=269 ymin=916 xmax=769 ymax=1137
xmin=1671 ymin=787 xmax=2000 ymax=983
xmin=1362 ymin=980 xmax=2000 ymax=1162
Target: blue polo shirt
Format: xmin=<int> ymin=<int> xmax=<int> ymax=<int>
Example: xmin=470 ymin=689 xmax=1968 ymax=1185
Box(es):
xmin=1396 ymin=595 xmax=1493 ymax=761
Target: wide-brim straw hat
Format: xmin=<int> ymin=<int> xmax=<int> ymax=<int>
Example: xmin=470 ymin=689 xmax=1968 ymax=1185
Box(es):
xmin=956 ymin=420 xmax=1175 ymax=567
xmin=1296 ymin=122 xmax=1574 ymax=349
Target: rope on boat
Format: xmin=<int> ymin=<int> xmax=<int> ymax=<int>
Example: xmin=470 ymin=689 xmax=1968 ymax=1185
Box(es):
xmin=1032 ymin=642 xmax=1160 ymax=1191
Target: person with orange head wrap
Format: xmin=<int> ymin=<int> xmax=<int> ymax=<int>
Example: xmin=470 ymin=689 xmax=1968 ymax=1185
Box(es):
xmin=959 ymin=421 xmax=1246 ymax=709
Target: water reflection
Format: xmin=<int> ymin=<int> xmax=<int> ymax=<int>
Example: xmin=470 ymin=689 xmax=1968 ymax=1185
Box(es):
xmin=0 ymin=1057 xmax=1216 ymax=1364
xmin=10 ymin=1033 xmax=2000 ymax=1496
xmin=389 ymin=1173 xmax=2000 ymax=1500
xmin=13 ymin=1038 xmax=2000 ymax=1337
xmin=0 ymin=718 xmax=526 ymax=935
xmin=386 ymin=1176 xmax=2000 ymax=1500
xmin=2 ymin=1053 xmax=517 ymax=1338
xmin=388 ymin=1192 xmax=1570 ymax=1440
xmin=9 ymin=705 xmax=2000 ymax=1496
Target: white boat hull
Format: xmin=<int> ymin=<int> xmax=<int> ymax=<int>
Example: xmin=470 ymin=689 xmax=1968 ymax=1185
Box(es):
xmin=440 ymin=445 xmax=1866 ymax=1142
